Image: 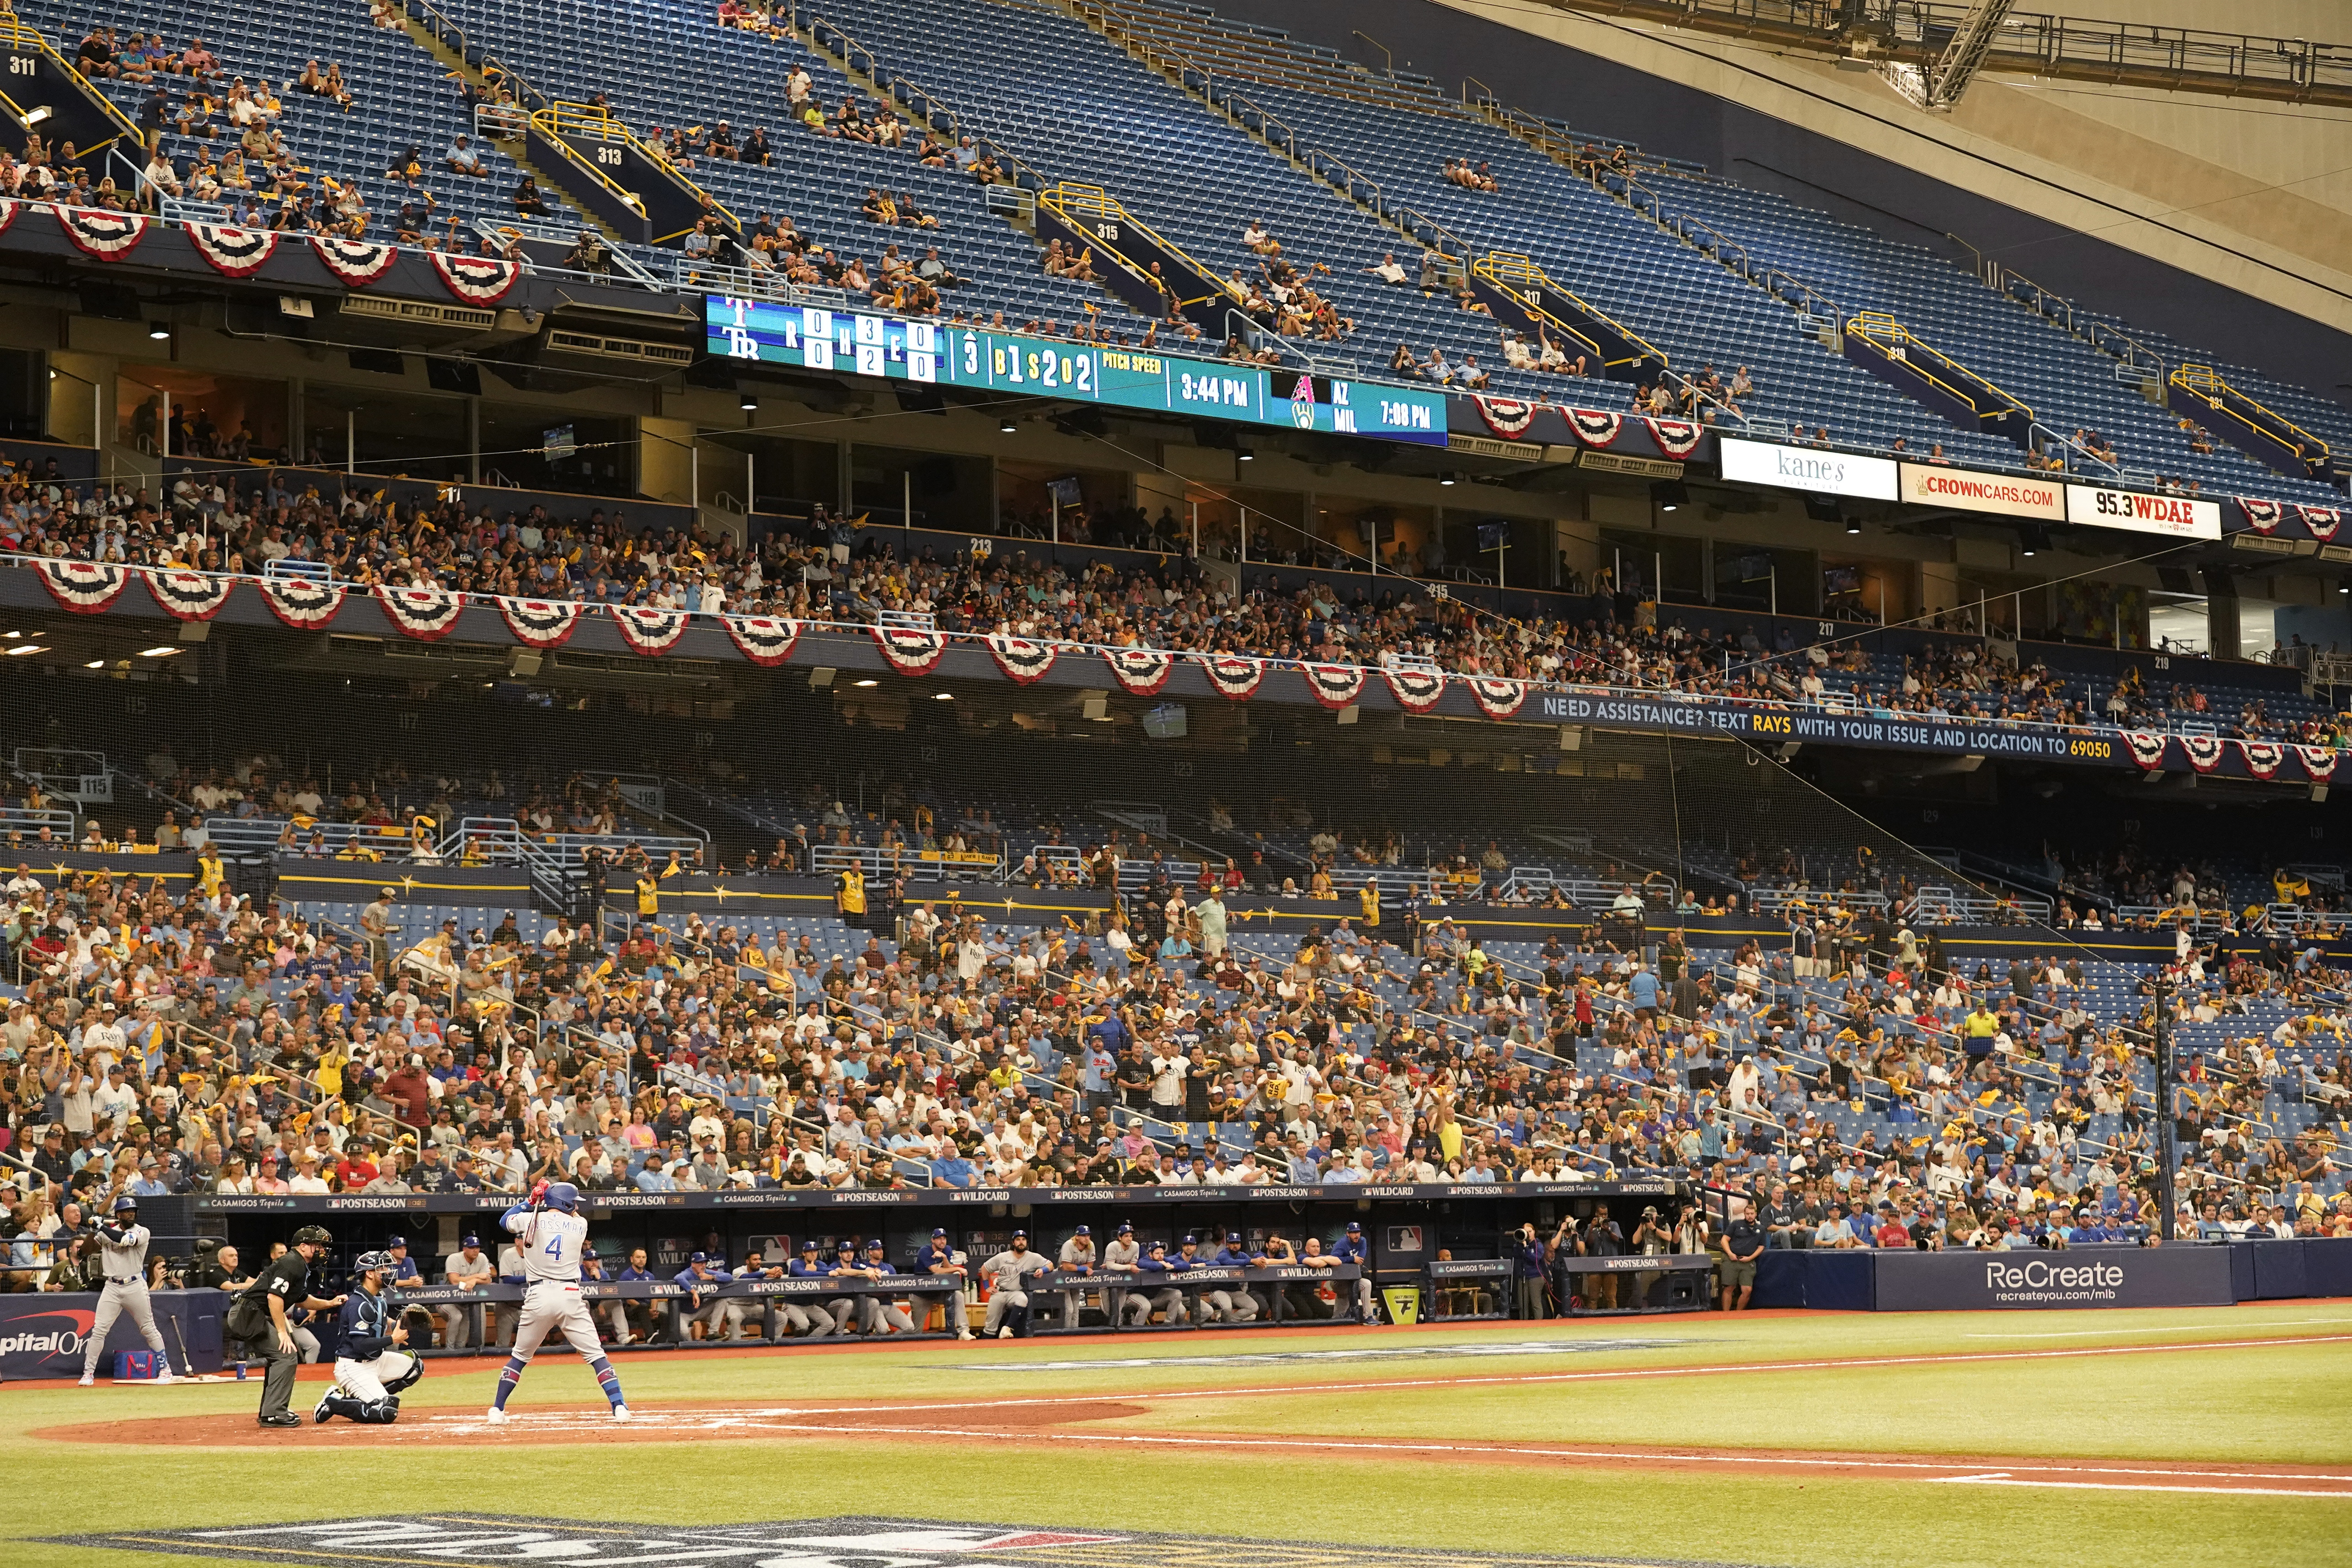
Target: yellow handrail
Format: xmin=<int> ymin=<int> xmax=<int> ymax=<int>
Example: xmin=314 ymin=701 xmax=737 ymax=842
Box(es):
xmin=535 ymin=100 xmax=739 ymax=240
xmin=1477 ymin=252 xmax=1665 ymax=374
xmin=0 ymin=17 xmax=144 ymax=155
xmin=1467 ymin=257 xmax=1604 ymax=365
xmin=1848 ymin=311 xmax=2034 ymax=426
xmin=1042 ymin=182 xmax=1223 ymax=310
xmin=2172 ymin=363 xmax=2329 ymax=467
xmin=526 ymin=106 xmax=648 ymax=220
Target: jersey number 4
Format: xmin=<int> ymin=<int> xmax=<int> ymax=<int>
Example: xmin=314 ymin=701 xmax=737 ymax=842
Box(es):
xmin=545 ymin=1236 xmax=564 ymax=1260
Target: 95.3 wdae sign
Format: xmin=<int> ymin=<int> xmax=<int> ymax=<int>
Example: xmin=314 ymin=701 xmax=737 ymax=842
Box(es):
xmin=2064 ymin=482 xmax=2220 ymax=541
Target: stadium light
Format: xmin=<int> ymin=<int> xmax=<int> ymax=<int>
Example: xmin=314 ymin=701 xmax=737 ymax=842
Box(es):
xmin=5 ymin=644 xmax=44 ymax=656
xmin=1438 ymin=471 xmax=1457 ymax=486
xmin=1846 ymin=518 xmax=1861 ymax=534
xmin=147 ymin=321 xmax=171 ymax=341
xmin=999 ymin=416 xmax=1018 ymax=433
xmin=137 ymin=646 xmax=182 ymax=657
xmin=1652 ymin=479 xmax=1687 ymax=512
xmin=1235 ymin=445 xmax=1254 ymax=462
xmin=852 ymin=679 xmax=878 ymax=688
xmin=933 ymin=691 xmax=954 ymax=700
xmin=739 ymin=391 xmax=758 ymax=411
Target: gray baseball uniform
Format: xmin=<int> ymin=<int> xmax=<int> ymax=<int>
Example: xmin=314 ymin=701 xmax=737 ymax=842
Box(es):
xmin=82 ymin=1219 xmax=171 ymax=1378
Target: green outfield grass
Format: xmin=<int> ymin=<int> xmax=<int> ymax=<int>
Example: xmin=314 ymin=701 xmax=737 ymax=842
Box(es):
xmin=7 ymin=1301 xmax=2348 ymax=1568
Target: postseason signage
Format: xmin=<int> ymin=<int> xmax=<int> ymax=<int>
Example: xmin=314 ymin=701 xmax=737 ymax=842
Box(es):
xmin=705 ymin=295 xmax=1449 ymax=445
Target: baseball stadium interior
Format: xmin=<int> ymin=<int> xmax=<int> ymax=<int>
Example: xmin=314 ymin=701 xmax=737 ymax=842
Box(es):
xmin=0 ymin=0 xmax=2347 ymax=1563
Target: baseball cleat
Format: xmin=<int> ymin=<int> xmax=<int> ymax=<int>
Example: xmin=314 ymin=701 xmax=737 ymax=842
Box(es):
xmin=997 ymin=1326 xmax=1013 ymax=1339
xmin=483 ymin=1407 xmax=508 ymax=1424
xmin=155 ymin=1368 xmax=176 ymax=1385
xmin=77 ymin=1374 xmax=93 ymax=1387
xmin=314 ymin=1393 xmax=335 ymax=1424
xmin=611 ymin=1404 xmax=632 ymax=1422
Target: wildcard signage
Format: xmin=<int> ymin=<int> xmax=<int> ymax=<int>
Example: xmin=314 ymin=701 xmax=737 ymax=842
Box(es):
xmin=706 ymin=295 xmax=1448 ymax=444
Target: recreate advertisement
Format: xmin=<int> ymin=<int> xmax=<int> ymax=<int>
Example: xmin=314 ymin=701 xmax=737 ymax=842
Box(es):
xmin=1872 ymin=1247 xmax=2235 ymax=1311
xmin=705 ymin=295 xmax=1449 ymax=445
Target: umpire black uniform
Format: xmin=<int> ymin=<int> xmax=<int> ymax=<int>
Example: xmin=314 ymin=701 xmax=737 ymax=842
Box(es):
xmin=226 ymin=1225 xmax=343 ymax=1427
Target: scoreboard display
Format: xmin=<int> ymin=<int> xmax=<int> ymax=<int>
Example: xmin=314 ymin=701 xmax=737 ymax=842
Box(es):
xmin=706 ymin=294 xmax=1448 ymax=445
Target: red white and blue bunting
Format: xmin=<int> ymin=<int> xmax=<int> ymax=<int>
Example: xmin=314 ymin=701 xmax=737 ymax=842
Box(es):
xmin=185 ymin=223 xmax=279 ymax=278
xmin=55 ymin=205 xmax=147 ymax=261
xmin=1468 ymin=676 xmax=1528 ymax=720
xmin=2297 ymin=505 xmax=2343 ymax=542
xmin=1384 ymin=666 xmax=1447 ymax=713
xmin=1473 ymin=396 xmax=1538 ymax=440
xmin=873 ymin=624 xmax=947 ymax=675
xmin=724 ymin=614 xmax=801 ymax=667
xmin=2122 ymin=731 xmax=2170 ymax=771
xmin=1199 ymin=653 xmax=1266 ymax=701
xmin=1102 ymin=647 xmax=1174 ymax=697
xmin=429 ymin=250 xmax=521 ymax=306
xmin=2239 ymin=498 xmax=2283 ymax=534
xmin=2180 ymin=734 xmax=2225 ymax=774
xmin=2298 ymin=745 xmax=2341 ymax=785
xmin=611 ymin=604 xmax=690 ymax=656
xmin=311 ymin=235 xmax=399 ymax=287
xmin=1644 ymin=417 xmax=1702 ymax=458
xmin=2241 ymin=740 xmax=2284 ymax=781
xmin=258 ymin=576 xmax=345 ymax=627
xmin=496 ymin=597 xmax=584 ymax=650
xmin=1567 ymin=407 xmax=1622 ymax=448
xmin=35 ymin=559 xmax=129 ymax=613
xmin=1302 ymin=663 xmax=1366 ymax=710
xmin=377 ymin=584 xmax=466 ymax=640
xmin=0 ymin=198 xmax=17 ymax=236
xmin=140 ymin=567 xmax=232 ymax=620
xmin=986 ymin=635 xmax=1058 ymax=685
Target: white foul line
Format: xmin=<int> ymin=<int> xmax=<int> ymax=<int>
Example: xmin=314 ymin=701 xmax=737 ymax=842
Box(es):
xmin=1929 ymin=1473 xmax=2352 ymax=1499
xmin=447 ymin=1410 xmax=2351 ymax=1490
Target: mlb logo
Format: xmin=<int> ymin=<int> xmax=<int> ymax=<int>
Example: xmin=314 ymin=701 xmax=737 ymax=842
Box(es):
xmin=113 ymin=1351 xmax=160 ymax=1381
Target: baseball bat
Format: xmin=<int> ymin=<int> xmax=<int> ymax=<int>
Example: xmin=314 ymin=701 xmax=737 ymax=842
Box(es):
xmin=166 ymin=1313 xmax=195 ymax=1378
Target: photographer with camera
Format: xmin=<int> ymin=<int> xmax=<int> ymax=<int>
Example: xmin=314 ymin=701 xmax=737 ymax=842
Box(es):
xmin=1512 ymin=1222 xmax=1550 ymax=1320
xmin=1578 ymin=1207 xmax=1623 ymax=1309
xmin=1629 ymin=1204 xmax=1674 ymax=1310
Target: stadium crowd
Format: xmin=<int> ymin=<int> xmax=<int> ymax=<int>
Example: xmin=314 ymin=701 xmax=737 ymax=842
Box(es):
xmin=2 ymin=448 xmax=2340 ymax=749
xmin=4 ymin=835 xmax=2349 ymax=1336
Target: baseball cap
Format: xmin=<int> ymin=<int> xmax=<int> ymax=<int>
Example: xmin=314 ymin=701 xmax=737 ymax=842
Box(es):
xmin=691 ymin=1251 xmax=708 ymax=1263
xmin=1225 ymin=1231 xmax=1241 ymax=1244
xmin=1073 ymin=1225 xmax=1090 ymax=1237
xmin=386 ymin=1235 xmax=406 ymax=1248
xmin=1182 ymin=1232 xmax=1198 ymax=1245
xmin=1012 ymin=1229 xmax=1028 ymax=1241
xmin=1345 ymin=1221 xmax=1363 ymax=1234
xmin=1117 ymin=1221 xmax=1133 ymax=1235
xmin=865 ymin=1237 xmax=885 ymax=1249
xmin=835 ymin=1239 xmax=854 ymax=1252
xmin=799 ymin=1238 xmax=819 ymax=1251
xmin=1148 ymin=1239 xmax=1166 ymax=1250
xmin=931 ymin=1227 xmax=948 ymax=1238
xmin=461 ymin=1234 xmax=480 ymax=1247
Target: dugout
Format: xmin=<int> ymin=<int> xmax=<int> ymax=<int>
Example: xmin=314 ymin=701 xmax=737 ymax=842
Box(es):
xmin=190 ymin=1180 xmax=1695 ymax=1342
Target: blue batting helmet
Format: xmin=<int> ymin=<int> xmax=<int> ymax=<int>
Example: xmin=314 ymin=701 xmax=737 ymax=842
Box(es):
xmin=112 ymin=1196 xmax=139 ymax=1214
xmin=543 ymin=1182 xmax=581 ymax=1214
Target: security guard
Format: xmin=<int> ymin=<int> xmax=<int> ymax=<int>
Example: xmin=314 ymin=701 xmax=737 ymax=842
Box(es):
xmin=227 ymin=1226 xmax=346 ymax=1427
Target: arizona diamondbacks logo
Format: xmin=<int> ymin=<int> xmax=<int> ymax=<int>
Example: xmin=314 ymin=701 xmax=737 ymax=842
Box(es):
xmin=1291 ymin=373 xmax=1315 ymax=429
xmin=54 ymin=1514 xmax=1762 ymax=1568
